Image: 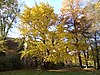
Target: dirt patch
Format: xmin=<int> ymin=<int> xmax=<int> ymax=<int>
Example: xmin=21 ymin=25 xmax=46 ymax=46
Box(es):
xmin=48 ymin=67 xmax=96 ymax=72
xmin=83 ymin=68 xmax=96 ymax=72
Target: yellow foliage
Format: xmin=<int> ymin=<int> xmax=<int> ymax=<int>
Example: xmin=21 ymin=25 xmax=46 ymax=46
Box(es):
xmin=95 ymin=2 xmax=100 ymax=9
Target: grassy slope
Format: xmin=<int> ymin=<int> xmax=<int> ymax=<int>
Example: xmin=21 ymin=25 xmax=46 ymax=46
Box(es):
xmin=0 ymin=70 xmax=96 ymax=75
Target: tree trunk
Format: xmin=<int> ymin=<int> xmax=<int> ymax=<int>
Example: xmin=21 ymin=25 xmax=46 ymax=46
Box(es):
xmin=92 ymin=50 xmax=96 ymax=68
xmin=35 ymin=57 xmax=38 ymax=67
xmin=94 ymin=32 xmax=100 ymax=69
xmin=89 ymin=39 xmax=96 ymax=68
xmin=74 ymin=52 xmax=77 ymax=66
xmin=83 ymin=50 xmax=88 ymax=68
xmin=43 ymin=39 xmax=50 ymax=69
xmin=78 ymin=51 xmax=83 ymax=68
xmin=76 ymin=35 xmax=83 ymax=68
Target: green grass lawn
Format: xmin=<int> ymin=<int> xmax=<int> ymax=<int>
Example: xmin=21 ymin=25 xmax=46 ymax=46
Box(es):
xmin=0 ymin=70 xmax=99 ymax=75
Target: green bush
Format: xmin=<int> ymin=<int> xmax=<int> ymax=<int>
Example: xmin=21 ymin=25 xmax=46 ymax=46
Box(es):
xmin=0 ymin=51 xmax=6 ymax=56
xmin=0 ymin=55 xmax=23 ymax=71
xmin=48 ymin=62 xmax=64 ymax=69
xmin=0 ymin=57 xmax=12 ymax=71
xmin=9 ymin=55 xmax=24 ymax=69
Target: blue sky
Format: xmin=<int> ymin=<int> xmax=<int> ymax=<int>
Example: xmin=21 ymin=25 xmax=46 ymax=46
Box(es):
xmin=8 ymin=0 xmax=62 ymax=38
xmin=23 ymin=0 xmax=62 ymax=14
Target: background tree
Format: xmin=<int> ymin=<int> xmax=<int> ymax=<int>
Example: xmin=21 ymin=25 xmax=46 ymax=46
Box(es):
xmin=84 ymin=1 xmax=100 ymax=69
xmin=0 ymin=0 xmax=19 ymax=39
xmin=0 ymin=0 xmax=20 ymax=51
xmin=60 ymin=0 xmax=92 ymax=68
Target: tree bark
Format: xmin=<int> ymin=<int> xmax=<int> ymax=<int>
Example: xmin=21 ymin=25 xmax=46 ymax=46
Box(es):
xmin=83 ymin=50 xmax=88 ymax=68
xmin=35 ymin=57 xmax=38 ymax=67
xmin=78 ymin=51 xmax=83 ymax=68
xmin=94 ymin=32 xmax=100 ymax=69
xmin=89 ymin=39 xmax=96 ymax=68
xmin=43 ymin=39 xmax=50 ymax=69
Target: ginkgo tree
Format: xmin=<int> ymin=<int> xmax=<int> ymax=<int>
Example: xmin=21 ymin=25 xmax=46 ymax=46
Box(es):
xmin=19 ymin=2 xmax=71 ymax=68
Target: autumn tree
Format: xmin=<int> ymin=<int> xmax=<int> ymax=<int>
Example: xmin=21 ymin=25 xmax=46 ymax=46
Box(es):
xmin=19 ymin=2 xmax=74 ymax=69
xmin=60 ymin=0 xmax=92 ymax=68
xmin=19 ymin=2 xmax=58 ymax=68
xmin=85 ymin=1 xmax=100 ymax=69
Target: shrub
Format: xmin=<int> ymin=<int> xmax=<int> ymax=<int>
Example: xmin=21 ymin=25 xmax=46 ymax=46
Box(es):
xmin=48 ymin=62 xmax=64 ymax=69
xmin=10 ymin=55 xmax=24 ymax=69
xmin=0 ymin=57 xmax=12 ymax=71
xmin=0 ymin=51 xmax=6 ymax=56
xmin=0 ymin=55 xmax=23 ymax=71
